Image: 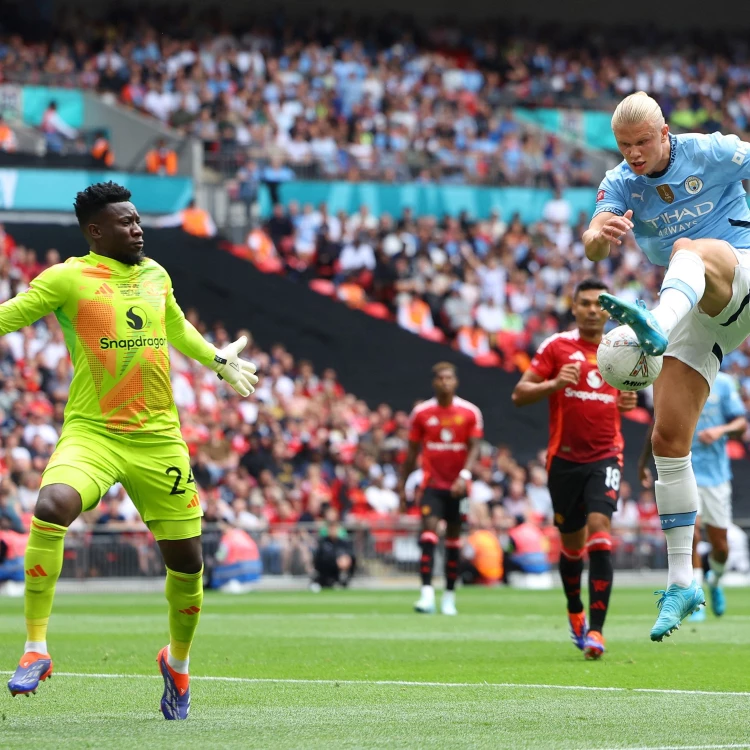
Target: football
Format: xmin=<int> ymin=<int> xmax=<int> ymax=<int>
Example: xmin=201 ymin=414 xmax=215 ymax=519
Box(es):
xmin=597 ymin=325 xmax=663 ymax=391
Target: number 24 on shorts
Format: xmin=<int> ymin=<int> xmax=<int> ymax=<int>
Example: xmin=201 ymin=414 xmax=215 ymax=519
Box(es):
xmin=165 ymin=466 xmax=196 ymax=496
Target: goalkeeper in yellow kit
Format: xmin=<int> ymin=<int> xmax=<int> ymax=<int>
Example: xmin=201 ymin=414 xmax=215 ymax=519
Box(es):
xmin=6 ymin=182 xmax=258 ymax=719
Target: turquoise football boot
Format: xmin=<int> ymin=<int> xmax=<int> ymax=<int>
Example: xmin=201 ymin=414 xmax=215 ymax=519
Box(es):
xmin=706 ymin=570 xmax=726 ymax=617
xmin=599 ymin=295 xmax=669 ymax=356
xmin=650 ymin=581 xmax=706 ymax=641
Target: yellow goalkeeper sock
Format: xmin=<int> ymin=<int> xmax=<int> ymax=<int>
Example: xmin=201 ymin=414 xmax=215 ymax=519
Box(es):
xmin=24 ymin=516 xmax=67 ymax=648
xmin=165 ymin=566 xmax=203 ymax=666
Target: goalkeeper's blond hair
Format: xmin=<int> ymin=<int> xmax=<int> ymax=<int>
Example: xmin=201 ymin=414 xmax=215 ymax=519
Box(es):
xmin=611 ymin=92 xmax=665 ymax=130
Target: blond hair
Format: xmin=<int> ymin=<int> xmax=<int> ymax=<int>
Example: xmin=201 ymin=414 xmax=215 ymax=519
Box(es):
xmin=611 ymin=92 xmax=665 ymax=131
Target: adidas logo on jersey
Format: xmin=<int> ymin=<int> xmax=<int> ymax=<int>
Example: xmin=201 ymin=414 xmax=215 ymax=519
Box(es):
xmin=568 ymin=351 xmax=586 ymax=362
xmin=426 ymin=416 xmax=440 ymax=426
xmin=95 ymin=283 xmax=114 ymax=296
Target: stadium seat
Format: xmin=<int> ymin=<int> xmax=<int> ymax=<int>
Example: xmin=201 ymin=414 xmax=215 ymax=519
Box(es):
xmin=309 ymin=279 xmax=336 ymax=297
xmin=363 ymin=302 xmax=391 ymax=320
xmin=727 ymin=440 xmax=746 ymax=460
xmin=255 ymin=258 xmax=284 ymax=275
xmin=473 ymin=352 xmax=502 ymax=368
xmin=622 ymin=407 xmax=652 ymax=424
xmin=419 ymin=328 xmax=446 ymax=343
xmin=221 ymin=242 xmax=251 ymax=260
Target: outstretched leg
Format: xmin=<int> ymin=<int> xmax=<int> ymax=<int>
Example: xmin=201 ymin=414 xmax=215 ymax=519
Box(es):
xmin=441 ymin=519 xmax=462 ymax=616
xmin=600 ymin=238 xmax=736 ymax=355
xmin=584 ymin=513 xmax=614 ymax=659
xmin=415 ymin=511 xmax=439 ymax=614
xmin=8 ymin=484 xmax=82 ymax=696
xmin=154 ymin=523 xmax=203 ymax=721
xmin=649 ymin=359 xmax=708 ymax=641
xmin=559 ymin=526 xmax=586 ymax=652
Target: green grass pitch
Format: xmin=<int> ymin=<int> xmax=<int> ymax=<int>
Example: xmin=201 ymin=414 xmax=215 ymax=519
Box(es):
xmin=1 ymin=587 xmax=749 ymax=749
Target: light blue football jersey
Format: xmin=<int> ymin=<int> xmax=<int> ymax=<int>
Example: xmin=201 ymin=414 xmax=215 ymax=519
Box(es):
xmin=594 ymin=132 xmax=750 ymax=266
xmin=691 ymin=372 xmax=746 ymax=487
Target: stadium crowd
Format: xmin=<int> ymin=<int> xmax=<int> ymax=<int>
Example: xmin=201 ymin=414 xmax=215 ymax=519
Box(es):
xmin=238 ymin=195 xmax=678 ymax=375
xmin=5 ymin=10 xmax=750 ymax=183
xmin=0 ymin=226 xmax=684 ymax=578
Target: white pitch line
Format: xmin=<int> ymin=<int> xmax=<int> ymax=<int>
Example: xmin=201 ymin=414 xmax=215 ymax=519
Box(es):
xmin=586 ymin=745 xmax=750 ymax=750
xmin=1 ymin=671 xmax=749 ymax=697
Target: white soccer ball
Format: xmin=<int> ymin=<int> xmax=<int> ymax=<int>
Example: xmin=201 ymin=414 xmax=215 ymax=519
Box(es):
xmin=597 ymin=325 xmax=663 ymax=391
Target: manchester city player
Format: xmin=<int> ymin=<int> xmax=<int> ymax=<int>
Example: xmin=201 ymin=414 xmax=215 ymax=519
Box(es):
xmin=583 ymin=91 xmax=750 ymax=641
xmin=5 ymin=182 xmax=258 ymax=719
xmin=638 ymin=372 xmax=746 ymax=622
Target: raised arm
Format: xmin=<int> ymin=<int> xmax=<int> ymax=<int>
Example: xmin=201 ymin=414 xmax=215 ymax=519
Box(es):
xmin=511 ymin=366 xmax=579 ymax=407
xmin=164 ymin=286 xmax=216 ymax=366
xmin=584 ymin=168 xmax=633 ymax=261
xmin=0 ymin=264 xmax=70 ymax=336
xmin=582 ymin=210 xmax=634 ymax=262
xmin=165 ymin=286 xmax=258 ymax=397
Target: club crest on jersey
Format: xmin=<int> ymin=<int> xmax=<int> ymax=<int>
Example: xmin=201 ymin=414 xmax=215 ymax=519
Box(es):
xmin=656 ymin=185 xmax=675 ymax=204
xmin=684 ymin=175 xmax=703 ymax=195
xmin=629 ymin=353 xmax=650 ymax=377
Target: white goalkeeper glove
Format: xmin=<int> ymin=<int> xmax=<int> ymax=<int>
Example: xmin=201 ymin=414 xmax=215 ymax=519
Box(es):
xmin=210 ymin=335 xmax=258 ymax=397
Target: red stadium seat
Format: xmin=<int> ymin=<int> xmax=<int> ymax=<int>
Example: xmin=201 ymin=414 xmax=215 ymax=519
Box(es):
xmin=363 ymin=302 xmax=391 ymax=320
xmin=727 ymin=440 xmax=746 ymax=460
xmin=308 ymin=279 xmax=336 ymax=297
xmin=622 ymin=407 xmax=652 ymax=424
xmin=255 ymin=258 xmax=284 ymax=275
xmin=419 ymin=328 xmax=446 ymax=343
xmin=473 ymin=352 xmax=502 ymax=368
xmin=222 ymin=242 xmax=252 ymax=261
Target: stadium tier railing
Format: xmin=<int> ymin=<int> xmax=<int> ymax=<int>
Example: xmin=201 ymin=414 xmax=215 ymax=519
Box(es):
xmin=51 ymin=521 xmax=668 ymax=581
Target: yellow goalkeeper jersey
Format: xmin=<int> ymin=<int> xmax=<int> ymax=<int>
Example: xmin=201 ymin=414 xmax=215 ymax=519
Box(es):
xmin=0 ymin=252 xmax=215 ymax=438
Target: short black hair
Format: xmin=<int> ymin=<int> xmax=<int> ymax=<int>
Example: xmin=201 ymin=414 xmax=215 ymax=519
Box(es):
xmin=573 ymin=277 xmax=609 ymax=299
xmin=74 ymin=181 xmax=132 ymax=226
xmin=432 ymin=361 xmax=456 ymax=376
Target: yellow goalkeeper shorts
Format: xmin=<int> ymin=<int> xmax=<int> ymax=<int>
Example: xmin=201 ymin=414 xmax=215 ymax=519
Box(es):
xmin=41 ymin=428 xmax=202 ymax=540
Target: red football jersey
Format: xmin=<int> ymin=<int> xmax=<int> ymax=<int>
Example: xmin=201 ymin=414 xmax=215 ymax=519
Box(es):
xmin=530 ymin=329 xmax=623 ymax=467
xmin=408 ymin=396 xmax=484 ymax=490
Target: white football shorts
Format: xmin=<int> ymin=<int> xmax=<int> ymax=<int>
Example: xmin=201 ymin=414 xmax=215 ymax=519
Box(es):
xmin=697 ymin=481 xmax=732 ymax=529
xmin=665 ymin=244 xmax=750 ymax=386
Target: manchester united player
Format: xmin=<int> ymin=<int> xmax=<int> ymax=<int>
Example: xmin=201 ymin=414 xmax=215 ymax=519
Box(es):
xmin=512 ymin=279 xmax=637 ymax=659
xmin=398 ymin=362 xmax=483 ymax=616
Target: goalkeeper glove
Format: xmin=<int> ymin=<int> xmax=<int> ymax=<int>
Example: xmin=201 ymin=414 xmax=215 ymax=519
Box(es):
xmin=210 ymin=335 xmax=258 ymax=397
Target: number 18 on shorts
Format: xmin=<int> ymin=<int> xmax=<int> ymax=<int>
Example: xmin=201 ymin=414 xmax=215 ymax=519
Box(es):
xmin=547 ymin=456 xmax=621 ymax=533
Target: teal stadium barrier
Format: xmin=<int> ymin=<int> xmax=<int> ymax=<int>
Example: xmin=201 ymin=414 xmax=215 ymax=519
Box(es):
xmin=21 ymin=86 xmax=85 ymax=128
xmin=0 ymin=168 xmax=193 ymax=213
xmin=272 ymin=182 xmax=597 ymax=224
xmin=513 ymin=108 xmax=618 ymax=151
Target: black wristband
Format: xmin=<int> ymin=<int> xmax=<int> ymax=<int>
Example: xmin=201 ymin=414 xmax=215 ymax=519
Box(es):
xmin=214 ymin=353 xmax=226 ymax=381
